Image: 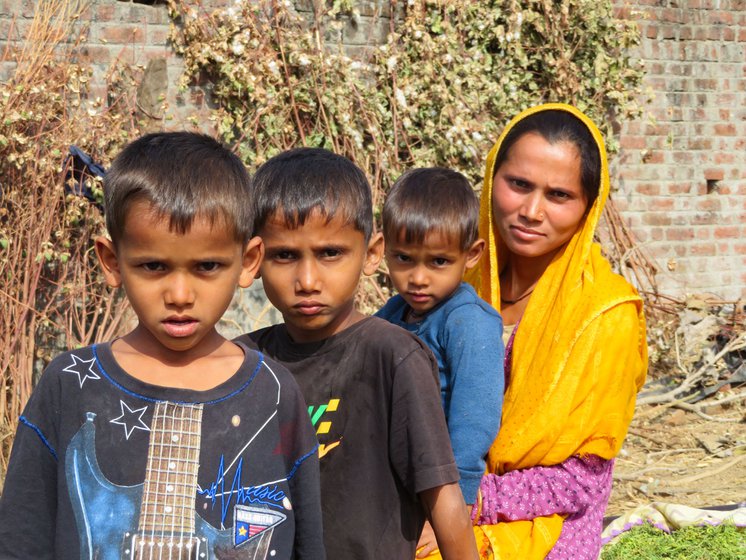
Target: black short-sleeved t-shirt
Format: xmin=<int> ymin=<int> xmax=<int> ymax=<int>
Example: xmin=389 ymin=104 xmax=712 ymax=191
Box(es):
xmin=240 ymin=317 xmax=459 ymax=559
xmin=0 ymin=341 xmax=325 ymax=560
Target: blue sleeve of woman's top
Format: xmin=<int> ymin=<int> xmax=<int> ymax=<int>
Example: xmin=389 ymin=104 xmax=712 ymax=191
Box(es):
xmin=442 ymin=302 xmax=504 ymax=504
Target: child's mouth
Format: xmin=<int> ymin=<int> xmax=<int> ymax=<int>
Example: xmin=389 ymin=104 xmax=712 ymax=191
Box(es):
xmin=296 ymin=302 xmax=324 ymax=316
xmin=408 ymin=293 xmax=431 ymax=304
xmin=162 ymin=317 xmax=199 ymax=337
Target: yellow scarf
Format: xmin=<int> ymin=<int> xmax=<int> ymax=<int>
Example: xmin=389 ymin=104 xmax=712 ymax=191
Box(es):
xmin=466 ymin=104 xmax=648 ymax=559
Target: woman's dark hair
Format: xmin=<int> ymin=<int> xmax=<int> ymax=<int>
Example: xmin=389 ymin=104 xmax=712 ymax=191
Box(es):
xmin=382 ymin=168 xmax=479 ymax=251
xmin=493 ymin=110 xmax=601 ymax=208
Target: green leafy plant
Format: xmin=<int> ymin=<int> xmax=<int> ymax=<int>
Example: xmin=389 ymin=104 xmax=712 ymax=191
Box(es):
xmin=169 ymin=0 xmax=644 ymax=189
xmin=601 ymin=523 xmax=745 ymax=560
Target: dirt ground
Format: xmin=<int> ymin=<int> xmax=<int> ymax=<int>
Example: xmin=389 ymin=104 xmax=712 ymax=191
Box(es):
xmin=607 ymin=399 xmax=746 ymax=517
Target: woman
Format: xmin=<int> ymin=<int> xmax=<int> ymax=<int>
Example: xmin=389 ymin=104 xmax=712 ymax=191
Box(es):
xmin=466 ymin=103 xmax=648 ymax=559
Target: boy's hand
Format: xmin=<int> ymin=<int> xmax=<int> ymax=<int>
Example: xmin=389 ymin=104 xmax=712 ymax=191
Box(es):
xmin=416 ymin=520 xmax=437 ymax=558
xmin=419 ymin=483 xmax=479 ymax=560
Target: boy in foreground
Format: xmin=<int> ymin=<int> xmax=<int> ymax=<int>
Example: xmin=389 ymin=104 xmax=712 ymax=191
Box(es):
xmin=376 ymin=168 xmax=504 ymax=557
xmin=0 ymin=132 xmax=325 ymax=559
xmin=239 ymin=148 xmax=478 ymax=559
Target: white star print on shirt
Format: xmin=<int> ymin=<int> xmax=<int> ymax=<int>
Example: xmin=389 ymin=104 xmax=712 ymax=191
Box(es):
xmin=62 ymin=354 xmax=101 ymax=388
xmin=110 ymin=400 xmax=150 ymax=440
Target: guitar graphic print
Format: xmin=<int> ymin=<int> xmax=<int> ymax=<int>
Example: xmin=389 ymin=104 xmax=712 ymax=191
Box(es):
xmin=65 ymin=403 xmax=286 ymax=560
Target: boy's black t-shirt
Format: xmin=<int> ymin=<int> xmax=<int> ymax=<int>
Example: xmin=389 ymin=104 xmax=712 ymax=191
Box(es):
xmin=0 ymin=341 xmax=324 ymax=560
xmin=240 ymin=317 xmax=459 ymax=559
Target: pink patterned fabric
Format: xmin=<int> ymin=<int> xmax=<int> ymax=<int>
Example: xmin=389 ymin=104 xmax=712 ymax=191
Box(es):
xmin=472 ymin=454 xmax=614 ymax=559
xmin=473 ymin=323 xmax=615 ymax=559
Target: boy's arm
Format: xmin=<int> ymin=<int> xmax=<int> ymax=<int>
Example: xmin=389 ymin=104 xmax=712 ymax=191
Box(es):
xmin=420 ymin=483 xmax=478 ymax=560
xmin=287 ymin=445 xmax=326 ymax=559
xmin=0 ymin=416 xmax=58 ymax=559
xmin=443 ymin=304 xmax=504 ymax=504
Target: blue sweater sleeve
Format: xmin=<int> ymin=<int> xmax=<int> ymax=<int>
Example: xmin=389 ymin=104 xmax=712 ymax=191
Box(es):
xmin=442 ymin=303 xmax=504 ymax=504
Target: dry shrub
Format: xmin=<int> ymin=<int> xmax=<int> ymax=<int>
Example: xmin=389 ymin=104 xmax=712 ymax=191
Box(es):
xmin=0 ymin=0 xmax=138 ymax=481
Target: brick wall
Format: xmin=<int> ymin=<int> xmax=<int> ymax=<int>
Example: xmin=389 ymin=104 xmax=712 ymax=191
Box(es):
xmin=0 ymin=0 xmax=392 ymax=129
xmin=2 ymin=0 xmax=744 ymax=300
xmin=611 ymin=0 xmax=746 ymax=300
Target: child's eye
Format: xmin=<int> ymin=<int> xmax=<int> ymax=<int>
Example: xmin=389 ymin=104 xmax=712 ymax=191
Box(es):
xmin=320 ymin=248 xmax=343 ymax=259
xmin=141 ymin=261 xmax=165 ymax=272
xmin=271 ymin=250 xmax=296 ymax=262
xmin=197 ymin=261 xmax=220 ymax=272
xmin=433 ymin=257 xmax=450 ymax=267
xmin=394 ymin=253 xmax=411 ymax=263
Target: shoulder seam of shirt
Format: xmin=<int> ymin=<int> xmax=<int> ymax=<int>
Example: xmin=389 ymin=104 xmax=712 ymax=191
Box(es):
xmin=19 ymin=415 xmax=58 ymax=461
xmin=286 ymin=443 xmax=319 ymax=480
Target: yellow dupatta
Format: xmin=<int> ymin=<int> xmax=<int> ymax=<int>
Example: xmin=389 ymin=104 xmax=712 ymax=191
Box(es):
xmin=466 ymin=104 xmax=648 ymax=559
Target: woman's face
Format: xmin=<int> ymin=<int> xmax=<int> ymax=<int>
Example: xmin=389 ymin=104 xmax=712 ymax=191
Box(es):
xmin=492 ymin=132 xmax=589 ymax=261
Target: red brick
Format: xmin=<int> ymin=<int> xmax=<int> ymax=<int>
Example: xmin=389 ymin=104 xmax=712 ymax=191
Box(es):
xmin=96 ymin=4 xmax=116 ymax=21
xmin=714 ymin=124 xmax=737 ymax=136
xmin=666 ymin=228 xmax=695 ymax=241
xmin=99 ymin=25 xmax=146 ymax=45
xmin=707 ymin=27 xmax=722 ymax=41
xmin=714 ymin=153 xmax=736 ymax=164
xmin=636 ymin=183 xmax=661 ymax=196
xmin=644 ymin=213 xmax=673 ymax=226
xmin=723 ymin=27 xmax=735 ymax=41
xmin=650 ymin=197 xmax=675 ymax=210
xmin=688 ymin=138 xmax=713 ymax=150
xmin=148 ymin=27 xmax=171 ymax=46
xmin=661 ymin=8 xmax=683 ymax=23
xmin=620 ymin=136 xmax=647 ymax=150
xmin=72 ymin=45 xmax=113 ymax=66
xmin=644 ymin=152 xmax=665 ymax=164
xmin=668 ymin=183 xmax=694 ymax=195
xmin=696 ymin=228 xmax=711 ymax=240
xmin=648 ymin=62 xmax=665 ymax=74
xmin=709 ymin=11 xmax=734 ymax=25
xmin=696 ymin=198 xmax=723 ymax=211
xmin=714 ymin=226 xmax=740 ymax=239
xmin=704 ymin=168 xmax=725 ymax=181
xmin=660 ymin=25 xmax=677 ymax=39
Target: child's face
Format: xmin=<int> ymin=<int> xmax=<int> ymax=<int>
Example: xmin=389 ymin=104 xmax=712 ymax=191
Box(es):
xmin=385 ymin=230 xmax=484 ymax=317
xmin=257 ymin=209 xmax=383 ymax=344
xmin=95 ymin=200 xmax=262 ymax=361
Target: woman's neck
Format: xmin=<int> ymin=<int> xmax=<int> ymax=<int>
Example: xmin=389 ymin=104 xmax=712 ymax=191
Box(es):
xmin=499 ymin=249 xmax=559 ymax=323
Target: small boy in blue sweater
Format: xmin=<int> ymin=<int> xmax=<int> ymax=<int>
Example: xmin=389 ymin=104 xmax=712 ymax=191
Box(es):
xmin=375 ymin=167 xmax=505 ymax=556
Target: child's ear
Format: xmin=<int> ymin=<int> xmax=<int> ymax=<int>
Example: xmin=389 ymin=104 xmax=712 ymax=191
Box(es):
xmin=363 ymin=232 xmax=384 ymax=276
xmin=464 ymin=238 xmax=486 ymax=270
xmin=94 ymin=236 xmax=123 ymax=288
xmin=239 ymin=236 xmax=264 ymax=288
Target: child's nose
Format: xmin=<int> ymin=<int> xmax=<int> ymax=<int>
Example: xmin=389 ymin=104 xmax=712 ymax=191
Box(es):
xmin=296 ymin=259 xmax=320 ymax=293
xmin=409 ymin=266 xmax=428 ymax=287
xmin=164 ymin=273 xmax=195 ymax=306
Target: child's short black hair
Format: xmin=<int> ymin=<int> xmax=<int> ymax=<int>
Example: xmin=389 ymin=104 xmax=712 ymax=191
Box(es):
xmin=251 ymin=147 xmax=373 ymax=241
xmin=383 ymin=168 xmax=479 ymax=251
xmin=103 ymin=131 xmax=253 ymax=245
